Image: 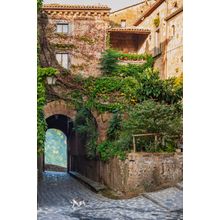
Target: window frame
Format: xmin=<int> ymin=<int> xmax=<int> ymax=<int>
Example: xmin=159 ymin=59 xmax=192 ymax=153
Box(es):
xmin=171 ymin=25 xmax=175 ymax=38
xmin=56 ymin=23 xmax=69 ymax=34
xmin=121 ymin=19 xmax=126 ymax=28
xmin=55 ymin=53 xmax=70 ymax=69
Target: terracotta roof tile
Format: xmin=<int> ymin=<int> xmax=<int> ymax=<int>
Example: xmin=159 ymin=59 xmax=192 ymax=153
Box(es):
xmin=108 ymin=27 xmax=150 ymax=34
xmin=43 ymin=4 xmax=111 ymax=11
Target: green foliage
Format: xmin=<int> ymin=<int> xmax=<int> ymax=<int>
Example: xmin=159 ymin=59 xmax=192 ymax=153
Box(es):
xmin=100 ymin=49 xmax=120 ymax=75
xmin=153 ymin=17 xmax=160 ymax=27
xmin=76 ymin=35 xmax=95 ymax=45
xmin=107 ymin=111 xmax=122 ymax=140
xmin=37 ymin=45 xmax=183 ymax=160
xmin=37 ymin=0 xmax=43 ymax=11
xmin=118 ymin=53 xmax=149 ymax=61
xmin=37 ymin=67 xmax=58 ymax=153
xmin=116 ymin=100 xmax=183 ymax=151
xmin=100 ymin=49 xmax=154 ymax=77
xmin=51 ymin=43 xmax=77 ymax=50
xmin=137 ymin=68 xmax=183 ymax=104
xmin=97 ymin=141 xmax=126 ymax=161
xmin=74 ymin=108 xmax=98 ymax=159
xmin=106 ymin=32 xmax=111 ymax=48
xmin=69 ymin=50 xmax=182 ymax=160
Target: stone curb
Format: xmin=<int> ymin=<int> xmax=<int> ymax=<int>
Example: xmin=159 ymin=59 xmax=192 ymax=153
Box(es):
xmin=69 ymin=171 xmax=106 ymax=192
xmin=176 ymin=182 xmax=183 ymax=190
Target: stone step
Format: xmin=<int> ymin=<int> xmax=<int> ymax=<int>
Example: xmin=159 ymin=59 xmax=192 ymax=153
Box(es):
xmin=142 ymin=187 xmax=183 ymax=211
xmin=69 ymin=171 xmax=106 ymax=192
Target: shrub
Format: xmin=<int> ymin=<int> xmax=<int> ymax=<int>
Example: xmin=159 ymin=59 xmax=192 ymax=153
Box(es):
xmin=100 ymin=49 xmax=120 ymax=75
xmin=74 ymin=108 xmax=98 ymax=159
xmin=115 ymin=100 xmax=183 ymax=151
xmin=97 ymin=141 xmax=126 ymax=161
xmin=137 ymin=68 xmax=183 ymax=104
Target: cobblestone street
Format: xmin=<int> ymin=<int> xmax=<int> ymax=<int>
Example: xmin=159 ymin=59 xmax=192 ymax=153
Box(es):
xmin=38 ymin=172 xmax=182 ymax=220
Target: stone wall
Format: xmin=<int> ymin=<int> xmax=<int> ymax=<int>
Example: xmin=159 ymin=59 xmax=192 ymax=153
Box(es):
xmin=110 ymin=1 xmax=149 ymax=27
xmin=166 ymin=11 xmax=183 ymax=78
xmin=100 ymin=152 xmax=183 ymax=194
xmin=134 ymin=0 xmax=183 ymax=78
xmin=74 ymin=152 xmax=183 ymax=195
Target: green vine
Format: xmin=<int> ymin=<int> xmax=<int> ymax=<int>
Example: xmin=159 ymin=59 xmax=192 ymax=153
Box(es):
xmin=51 ymin=43 xmax=77 ymax=50
xmin=75 ymin=49 xmax=183 ymax=160
xmin=74 ymin=108 xmax=98 ymax=159
xmin=37 ymin=67 xmax=58 ymax=154
xmin=76 ymin=35 xmax=96 ymax=45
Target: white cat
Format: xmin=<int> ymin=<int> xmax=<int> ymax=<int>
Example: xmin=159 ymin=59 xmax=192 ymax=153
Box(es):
xmin=70 ymin=198 xmax=86 ymax=208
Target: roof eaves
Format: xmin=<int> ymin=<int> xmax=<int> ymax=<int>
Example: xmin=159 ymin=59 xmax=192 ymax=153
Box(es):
xmin=43 ymin=4 xmax=111 ymax=11
xmin=108 ymin=27 xmax=150 ymax=34
xmin=133 ymin=0 xmax=165 ymax=26
xmin=164 ymin=6 xmax=183 ymax=21
xmin=110 ymin=1 xmax=146 ymax=14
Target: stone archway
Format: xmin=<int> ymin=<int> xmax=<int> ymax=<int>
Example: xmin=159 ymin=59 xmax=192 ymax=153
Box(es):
xmin=38 ymin=100 xmax=77 ymax=173
xmin=38 ymin=99 xmax=113 ymax=181
xmin=43 ymin=100 xmax=76 ymax=120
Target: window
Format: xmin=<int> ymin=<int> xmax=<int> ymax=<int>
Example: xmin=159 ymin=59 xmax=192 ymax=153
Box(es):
xmin=171 ymin=25 xmax=175 ymax=37
xmin=154 ymin=29 xmax=161 ymax=56
xmin=56 ymin=53 xmax=69 ymax=69
xmin=56 ymin=23 xmax=69 ymax=34
xmin=121 ymin=20 xmax=126 ymax=28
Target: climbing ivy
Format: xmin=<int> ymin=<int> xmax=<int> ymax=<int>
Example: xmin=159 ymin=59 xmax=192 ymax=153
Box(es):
xmin=74 ymin=107 xmax=98 ymax=159
xmin=37 ymin=67 xmax=58 ymax=154
xmin=75 ymin=49 xmax=183 ymax=160
xmin=37 ymin=0 xmax=43 ymax=11
xmin=37 ymin=0 xmax=183 ymax=161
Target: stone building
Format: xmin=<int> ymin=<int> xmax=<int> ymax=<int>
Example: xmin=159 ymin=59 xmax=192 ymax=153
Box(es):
xmin=42 ymin=1 xmax=183 ymax=79
xmin=109 ymin=0 xmax=183 ymax=78
xmin=109 ymin=1 xmax=150 ymax=27
xmin=42 ymin=4 xmax=110 ymax=77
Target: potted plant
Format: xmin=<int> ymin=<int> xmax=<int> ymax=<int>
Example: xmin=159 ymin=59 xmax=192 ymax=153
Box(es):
xmin=153 ymin=17 xmax=160 ymax=28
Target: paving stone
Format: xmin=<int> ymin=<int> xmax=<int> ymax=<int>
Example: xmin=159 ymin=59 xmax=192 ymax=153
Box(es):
xmin=143 ymin=187 xmax=183 ymax=211
xmin=38 ymin=171 xmax=183 ymax=220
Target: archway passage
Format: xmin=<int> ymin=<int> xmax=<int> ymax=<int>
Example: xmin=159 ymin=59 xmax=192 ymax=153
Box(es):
xmin=44 ymin=114 xmax=74 ymax=172
xmin=39 ymin=100 xmax=111 ymax=182
xmin=44 ymin=128 xmax=67 ymax=172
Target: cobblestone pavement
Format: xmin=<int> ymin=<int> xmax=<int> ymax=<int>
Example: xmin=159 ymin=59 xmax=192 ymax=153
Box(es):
xmin=38 ymin=172 xmax=183 ymax=220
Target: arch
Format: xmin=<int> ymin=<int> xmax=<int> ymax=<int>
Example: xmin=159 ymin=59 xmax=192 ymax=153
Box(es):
xmin=41 ymin=100 xmax=113 ymax=176
xmin=43 ymin=100 xmax=77 ymax=120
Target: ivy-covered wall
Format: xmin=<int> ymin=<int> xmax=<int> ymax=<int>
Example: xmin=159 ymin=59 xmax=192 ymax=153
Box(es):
xmin=44 ymin=10 xmax=110 ymax=77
